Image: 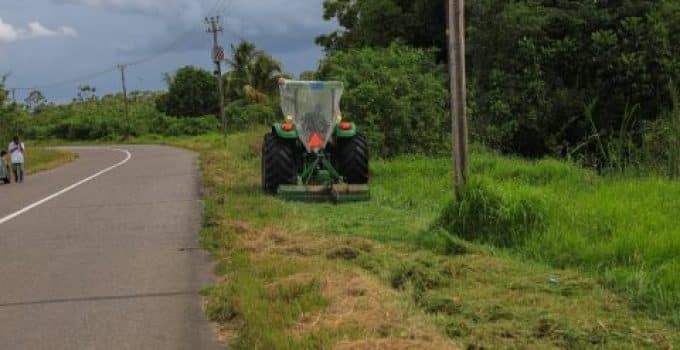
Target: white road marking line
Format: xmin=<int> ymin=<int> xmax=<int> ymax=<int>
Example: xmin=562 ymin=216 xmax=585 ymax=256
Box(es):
xmin=0 ymin=148 xmax=132 ymax=226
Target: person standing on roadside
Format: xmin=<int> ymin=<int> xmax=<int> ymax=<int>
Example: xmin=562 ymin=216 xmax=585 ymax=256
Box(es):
xmin=9 ymin=136 xmax=25 ymax=183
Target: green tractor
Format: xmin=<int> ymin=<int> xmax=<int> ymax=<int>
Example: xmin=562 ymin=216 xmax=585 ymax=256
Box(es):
xmin=261 ymin=79 xmax=369 ymax=202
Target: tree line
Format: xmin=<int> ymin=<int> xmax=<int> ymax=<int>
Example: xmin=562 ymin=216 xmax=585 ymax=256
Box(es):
xmin=2 ymin=1 xmax=678 ymax=176
xmin=316 ymin=0 xmax=680 ymax=174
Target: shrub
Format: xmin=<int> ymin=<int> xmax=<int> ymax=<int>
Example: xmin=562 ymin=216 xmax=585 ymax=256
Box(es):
xmin=438 ymin=177 xmax=548 ymax=247
xmin=318 ymin=44 xmax=449 ymax=158
xmin=643 ymin=83 xmax=680 ymax=178
xmin=152 ymin=115 xmax=220 ymax=136
xmin=18 ymin=92 xmax=219 ymax=141
xmin=225 ymin=102 xmax=279 ymax=131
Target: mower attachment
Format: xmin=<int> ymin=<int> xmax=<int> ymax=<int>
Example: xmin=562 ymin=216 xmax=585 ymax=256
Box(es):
xmin=278 ymin=184 xmax=370 ymax=203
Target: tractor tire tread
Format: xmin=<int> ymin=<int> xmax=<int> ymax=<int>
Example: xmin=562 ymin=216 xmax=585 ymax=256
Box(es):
xmin=336 ymin=134 xmax=369 ymax=184
xmin=262 ymin=133 xmax=297 ymax=194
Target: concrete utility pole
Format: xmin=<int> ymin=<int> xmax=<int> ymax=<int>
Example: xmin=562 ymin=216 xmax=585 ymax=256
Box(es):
xmin=205 ymin=16 xmax=226 ymax=136
xmin=447 ymin=0 xmax=469 ymax=196
xmin=117 ymin=64 xmax=131 ymax=139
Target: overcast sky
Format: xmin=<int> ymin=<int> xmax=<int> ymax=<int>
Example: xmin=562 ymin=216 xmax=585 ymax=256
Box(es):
xmin=0 ymin=0 xmax=336 ymax=103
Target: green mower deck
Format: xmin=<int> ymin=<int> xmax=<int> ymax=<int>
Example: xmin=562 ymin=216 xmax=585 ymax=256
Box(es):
xmin=278 ymin=184 xmax=370 ymax=203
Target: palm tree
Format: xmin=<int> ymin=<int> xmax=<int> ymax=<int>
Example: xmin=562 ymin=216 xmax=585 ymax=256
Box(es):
xmin=224 ymin=41 xmax=283 ymax=104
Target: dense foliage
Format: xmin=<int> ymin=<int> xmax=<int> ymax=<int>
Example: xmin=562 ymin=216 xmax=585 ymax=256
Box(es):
xmin=319 ymin=45 xmax=449 ymax=157
xmin=317 ymin=0 xmax=447 ymax=60
xmin=1 ymin=41 xmax=284 ymax=142
xmin=319 ymin=0 xmax=680 ymax=171
xmin=0 ymin=76 xmax=21 ymax=146
xmin=224 ymin=41 xmax=284 ymax=105
xmin=156 ymin=66 xmax=218 ymax=118
xmin=18 ymin=92 xmax=219 ymax=141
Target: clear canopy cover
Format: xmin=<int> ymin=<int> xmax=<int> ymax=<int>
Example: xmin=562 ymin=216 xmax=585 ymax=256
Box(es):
xmin=279 ymin=79 xmax=344 ymax=152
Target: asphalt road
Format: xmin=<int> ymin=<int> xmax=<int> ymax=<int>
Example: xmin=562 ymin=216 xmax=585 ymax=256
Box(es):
xmin=0 ymin=146 xmax=222 ymax=350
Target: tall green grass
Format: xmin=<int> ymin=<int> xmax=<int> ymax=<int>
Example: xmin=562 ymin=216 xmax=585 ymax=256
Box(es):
xmin=295 ymin=143 xmax=680 ymax=325
xmin=275 ymin=144 xmax=679 ymax=325
xmin=438 ymin=151 xmax=680 ymax=325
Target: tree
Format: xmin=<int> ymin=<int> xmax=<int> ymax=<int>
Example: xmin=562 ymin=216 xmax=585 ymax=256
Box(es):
xmin=224 ymin=41 xmax=283 ymax=104
xmin=75 ymin=85 xmax=98 ymax=102
xmin=156 ymin=66 xmax=218 ymax=118
xmin=317 ymin=0 xmax=447 ymax=60
xmin=24 ymin=90 xmax=47 ymax=112
xmin=0 ymin=74 xmax=22 ymax=145
xmin=319 ymin=0 xmax=680 ymax=163
xmin=318 ymin=44 xmax=450 ymax=157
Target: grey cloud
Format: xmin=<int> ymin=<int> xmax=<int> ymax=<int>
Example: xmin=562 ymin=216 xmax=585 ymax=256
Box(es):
xmin=53 ymin=0 xmax=212 ymax=26
xmin=54 ymin=0 xmax=335 ymax=56
xmin=0 ymin=17 xmax=78 ymax=43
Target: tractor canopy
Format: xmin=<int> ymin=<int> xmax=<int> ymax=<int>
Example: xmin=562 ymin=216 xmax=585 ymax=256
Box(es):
xmin=279 ymin=79 xmax=344 ymax=152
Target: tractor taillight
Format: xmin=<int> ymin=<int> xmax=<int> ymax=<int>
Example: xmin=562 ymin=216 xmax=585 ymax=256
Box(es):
xmin=282 ymin=123 xmax=295 ymax=132
xmin=340 ymin=122 xmax=352 ymax=131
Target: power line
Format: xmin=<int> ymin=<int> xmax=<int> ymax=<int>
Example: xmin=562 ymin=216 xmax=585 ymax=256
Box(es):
xmin=9 ymin=66 xmax=118 ymax=91
xmin=6 ymin=0 xmax=232 ymax=92
xmin=120 ymin=0 xmax=233 ymax=68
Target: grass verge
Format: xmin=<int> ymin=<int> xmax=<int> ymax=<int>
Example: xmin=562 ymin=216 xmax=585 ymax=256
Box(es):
xmin=172 ymin=129 xmax=678 ymax=349
xmin=25 ymin=147 xmax=78 ymax=175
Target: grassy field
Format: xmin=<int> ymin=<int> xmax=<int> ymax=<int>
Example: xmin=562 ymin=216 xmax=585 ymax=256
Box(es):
xmin=172 ymin=129 xmax=679 ymax=349
xmin=20 ymin=147 xmax=77 ymax=176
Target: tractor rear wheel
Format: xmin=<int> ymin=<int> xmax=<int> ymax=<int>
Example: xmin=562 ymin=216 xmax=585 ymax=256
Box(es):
xmin=262 ymin=133 xmax=297 ymax=194
xmin=335 ymin=134 xmax=369 ymax=184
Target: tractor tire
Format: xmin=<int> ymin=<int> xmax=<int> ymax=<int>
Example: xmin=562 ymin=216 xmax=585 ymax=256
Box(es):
xmin=335 ymin=134 xmax=369 ymax=184
xmin=262 ymin=133 xmax=297 ymax=194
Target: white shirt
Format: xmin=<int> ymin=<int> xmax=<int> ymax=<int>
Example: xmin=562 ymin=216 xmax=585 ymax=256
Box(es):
xmin=9 ymin=142 xmax=25 ymax=164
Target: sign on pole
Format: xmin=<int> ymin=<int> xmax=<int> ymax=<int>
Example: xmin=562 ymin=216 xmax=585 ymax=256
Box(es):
xmin=212 ymin=46 xmax=225 ymax=63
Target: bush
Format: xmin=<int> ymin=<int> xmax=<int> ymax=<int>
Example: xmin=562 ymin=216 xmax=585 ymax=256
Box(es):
xmin=318 ymin=44 xmax=450 ymax=158
xmin=225 ymin=102 xmax=279 ymax=131
xmin=438 ymin=177 xmax=548 ymax=247
xmin=642 ymin=84 xmax=680 ymax=178
xmin=152 ymin=115 xmax=220 ymax=136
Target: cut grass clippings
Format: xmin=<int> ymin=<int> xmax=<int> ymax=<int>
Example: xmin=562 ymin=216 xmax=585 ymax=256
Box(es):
xmin=173 ymin=129 xmax=678 ymax=349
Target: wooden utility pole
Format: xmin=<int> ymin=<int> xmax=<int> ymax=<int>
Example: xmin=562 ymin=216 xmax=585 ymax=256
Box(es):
xmin=117 ymin=64 xmax=131 ymax=139
xmin=205 ymin=16 xmax=226 ymax=136
xmin=447 ymin=0 xmax=469 ymax=196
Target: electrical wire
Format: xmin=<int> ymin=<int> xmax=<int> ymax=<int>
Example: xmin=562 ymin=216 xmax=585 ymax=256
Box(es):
xmin=121 ymin=0 xmax=233 ymax=67
xmin=7 ymin=0 xmax=232 ymax=91
xmin=9 ymin=66 xmax=118 ymax=91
